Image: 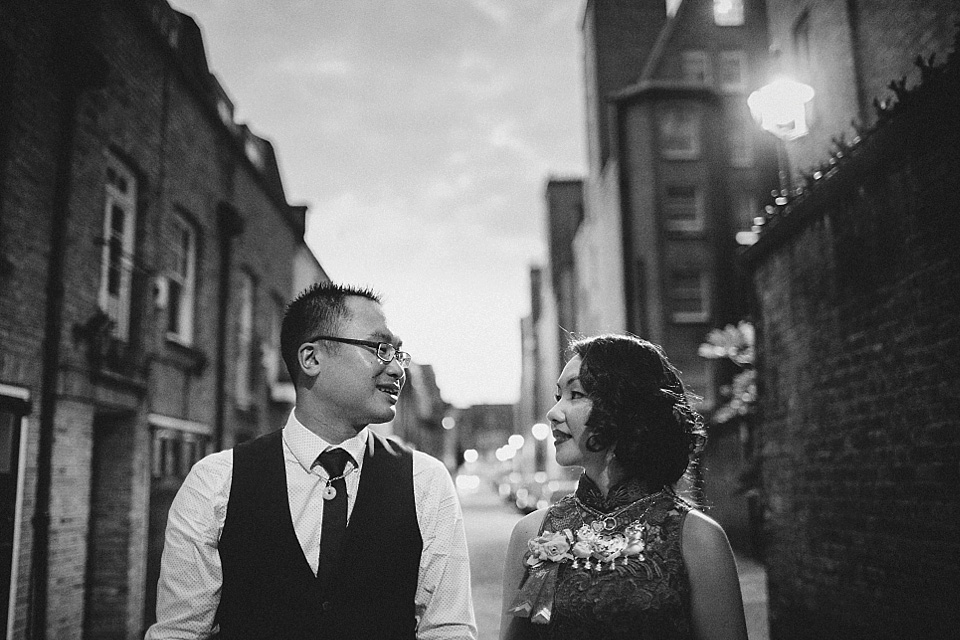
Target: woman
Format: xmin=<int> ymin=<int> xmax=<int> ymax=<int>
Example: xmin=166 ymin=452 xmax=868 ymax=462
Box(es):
xmin=500 ymin=334 xmax=748 ymax=640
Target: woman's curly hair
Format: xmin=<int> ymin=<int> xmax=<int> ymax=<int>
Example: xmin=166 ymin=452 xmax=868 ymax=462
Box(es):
xmin=570 ymin=334 xmax=707 ymax=487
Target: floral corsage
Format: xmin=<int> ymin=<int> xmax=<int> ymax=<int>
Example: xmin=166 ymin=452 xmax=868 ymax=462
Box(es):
xmin=508 ymin=523 xmax=649 ymax=624
xmin=528 ymin=522 xmax=648 ymax=568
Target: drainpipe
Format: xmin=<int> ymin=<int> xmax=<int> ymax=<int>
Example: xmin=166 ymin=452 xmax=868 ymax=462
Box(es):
xmin=213 ymin=203 xmax=244 ymax=450
xmin=28 ymin=13 xmax=106 ymax=640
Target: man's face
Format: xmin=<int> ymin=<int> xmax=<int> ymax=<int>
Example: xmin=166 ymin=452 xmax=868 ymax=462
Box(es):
xmin=308 ymin=296 xmax=406 ymax=431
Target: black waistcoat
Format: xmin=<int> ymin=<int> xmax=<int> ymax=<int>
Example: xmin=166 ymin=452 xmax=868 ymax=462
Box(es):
xmin=216 ymin=429 xmax=423 ymax=640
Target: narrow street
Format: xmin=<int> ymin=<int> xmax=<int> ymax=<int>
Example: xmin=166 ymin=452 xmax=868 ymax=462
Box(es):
xmin=460 ymin=481 xmax=524 ymax=640
xmin=459 ymin=479 xmax=769 ymax=640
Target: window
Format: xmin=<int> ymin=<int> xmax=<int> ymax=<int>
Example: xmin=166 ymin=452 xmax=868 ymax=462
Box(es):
xmin=727 ymin=117 xmax=754 ymax=166
xmin=167 ymin=212 xmax=197 ymax=343
xmin=664 ymin=185 xmax=704 ymax=232
xmin=263 ymin=297 xmax=283 ymax=385
xmin=669 ymin=269 xmax=710 ymax=323
xmin=235 ymin=272 xmax=255 ymax=408
xmin=718 ymin=51 xmax=747 ymax=93
xmin=658 ymin=105 xmax=701 ymax=159
xmin=713 ymin=0 xmax=744 ymax=26
xmin=681 ymin=51 xmax=711 ymax=85
xmin=151 ymin=427 xmax=210 ymax=479
xmin=98 ymin=155 xmax=138 ymax=340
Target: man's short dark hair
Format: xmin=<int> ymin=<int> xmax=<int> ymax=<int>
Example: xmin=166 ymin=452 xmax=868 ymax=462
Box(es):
xmin=280 ymin=282 xmax=381 ymax=384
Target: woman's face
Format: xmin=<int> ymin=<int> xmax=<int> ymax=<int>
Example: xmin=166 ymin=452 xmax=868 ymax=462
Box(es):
xmin=546 ymin=355 xmax=605 ymax=468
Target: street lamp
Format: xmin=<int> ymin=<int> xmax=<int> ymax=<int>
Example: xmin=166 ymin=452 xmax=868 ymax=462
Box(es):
xmin=747 ymin=77 xmax=815 ymax=197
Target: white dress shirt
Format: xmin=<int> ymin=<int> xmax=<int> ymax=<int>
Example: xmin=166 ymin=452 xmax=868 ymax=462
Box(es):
xmin=146 ymin=412 xmax=477 ymax=639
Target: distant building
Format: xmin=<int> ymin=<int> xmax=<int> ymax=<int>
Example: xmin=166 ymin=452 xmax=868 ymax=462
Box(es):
xmin=0 ymin=0 xmax=326 ymax=637
xmin=378 ymin=363 xmax=450 ymax=466
xmin=544 ymin=179 xmax=584 ymax=360
xmin=517 ymin=266 xmax=560 ymax=437
xmin=573 ymin=0 xmax=776 ymax=550
xmin=454 ymin=404 xmax=516 ymax=458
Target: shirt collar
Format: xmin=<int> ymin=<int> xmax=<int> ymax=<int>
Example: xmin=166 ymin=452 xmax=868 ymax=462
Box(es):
xmin=282 ymin=410 xmax=369 ymax=473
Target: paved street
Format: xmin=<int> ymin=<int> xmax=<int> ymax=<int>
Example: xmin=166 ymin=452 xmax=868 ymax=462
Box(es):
xmin=460 ymin=481 xmax=524 ymax=640
xmin=459 ymin=479 xmax=769 ymax=640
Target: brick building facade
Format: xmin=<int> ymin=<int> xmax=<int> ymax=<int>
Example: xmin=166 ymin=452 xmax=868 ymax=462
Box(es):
xmin=0 ymin=1 xmax=325 ymax=637
xmin=570 ymin=0 xmax=778 ymax=550
xmin=743 ymin=32 xmax=960 ymax=640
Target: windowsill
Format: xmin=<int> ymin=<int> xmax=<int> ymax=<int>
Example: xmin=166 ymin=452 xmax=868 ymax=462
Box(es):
xmin=660 ymin=151 xmax=701 ymax=161
xmin=671 ymin=312 xmax=710 ymax=324
xmin=164 ymin=336 xmax=208 ymax=374
xmin=165 ymin=332 xmax=193 ymax=349
xmin=665 ymin=224 xmax=706 ymax=236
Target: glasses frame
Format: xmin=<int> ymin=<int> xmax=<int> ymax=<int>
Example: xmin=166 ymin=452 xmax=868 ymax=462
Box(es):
xmin=308 ymin=335 xmax=411 ymax=368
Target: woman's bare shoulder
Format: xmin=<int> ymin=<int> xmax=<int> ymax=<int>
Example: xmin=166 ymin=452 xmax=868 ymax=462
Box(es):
xmin=510 ymin=508 xmax=549 ymax=545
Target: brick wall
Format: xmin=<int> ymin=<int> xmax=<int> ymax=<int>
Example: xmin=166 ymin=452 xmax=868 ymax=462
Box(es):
xmin=745 ymin=53 xmax=960 ymax=639
xmin=1 ymin=1 xmax=316 ymax=637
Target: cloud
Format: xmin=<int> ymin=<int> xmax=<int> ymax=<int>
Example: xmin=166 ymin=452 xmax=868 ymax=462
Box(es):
xmin=169 ymin=0 xmax=586 ymax=405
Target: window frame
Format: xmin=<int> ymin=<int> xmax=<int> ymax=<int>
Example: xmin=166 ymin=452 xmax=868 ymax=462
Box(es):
xmin=149 ymin=415 xmax=212 ymax=480
xmin=98 ymin=154 xmax=138 ymax=341
xmin=718 ymin=50 xmax=748 ymax=93
xmin=668 ymin=268 xmax=712 ymax=323
xmin=713 ymin=0 xmax=745 ymax=26
xmin=681 ymin=50 xmax=712 ymax=86
xmin=663 ymin=184 xmax=705 ymax=232
xmin=166 ymin=210 xmax=198 ymax=345
xmin=658 ymin=104 xmax=702 ymax=160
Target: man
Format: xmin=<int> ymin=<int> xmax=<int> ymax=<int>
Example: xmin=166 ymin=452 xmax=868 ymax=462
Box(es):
xmin=147 ymin=282 xmax=477 ymax=639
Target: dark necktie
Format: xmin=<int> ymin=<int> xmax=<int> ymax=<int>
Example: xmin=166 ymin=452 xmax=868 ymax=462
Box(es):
xmin=317 ymin=448 xmax=353 ymax=593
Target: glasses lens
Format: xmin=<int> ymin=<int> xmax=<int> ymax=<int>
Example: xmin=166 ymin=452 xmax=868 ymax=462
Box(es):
xmin=377 ymin=343 xmax=396 ymax=363
xmin=396 ymin=351 xmax=411 ymax=368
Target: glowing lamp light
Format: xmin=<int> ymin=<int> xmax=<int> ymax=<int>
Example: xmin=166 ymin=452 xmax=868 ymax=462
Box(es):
xmin=747 ymin=78 xmax=815 ymax=141
xmin=531 ymin=423 xmax=550 ymax=441
xmin=507 ymin=434 xmax=525 ymax=450
xmin=441 ymin=416 xmax=456 ymax=430
xmin=463 ymin=448 xmax=479 ymax=464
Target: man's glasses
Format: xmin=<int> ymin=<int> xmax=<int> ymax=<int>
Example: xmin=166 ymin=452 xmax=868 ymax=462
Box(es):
xmin=309 ymin=336 xmax=412 ymax=368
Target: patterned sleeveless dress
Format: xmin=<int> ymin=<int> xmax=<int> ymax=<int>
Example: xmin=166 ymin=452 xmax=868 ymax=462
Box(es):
xmin=528 ymin=475 xmax=694 ymax=640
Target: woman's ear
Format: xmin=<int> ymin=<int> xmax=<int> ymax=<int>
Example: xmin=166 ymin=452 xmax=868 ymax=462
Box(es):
xmin=298 ymin=342 xmax=323 ymax=379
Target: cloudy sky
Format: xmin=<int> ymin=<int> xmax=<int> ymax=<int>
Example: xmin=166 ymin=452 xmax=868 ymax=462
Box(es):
xmin=168 ymin=0 xmax=587 ymax=407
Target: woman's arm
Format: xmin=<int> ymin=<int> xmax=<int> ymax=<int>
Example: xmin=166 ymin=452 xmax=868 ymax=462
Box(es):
xmin=682 ymin=510 xmax=749 ymax=640
xmin=498 ymin=508 xmax=547 ymax=640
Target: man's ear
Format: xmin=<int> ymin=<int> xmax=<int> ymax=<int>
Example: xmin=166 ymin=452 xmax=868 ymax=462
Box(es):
xmin=298 ymin=343 xmax=323 ymax=378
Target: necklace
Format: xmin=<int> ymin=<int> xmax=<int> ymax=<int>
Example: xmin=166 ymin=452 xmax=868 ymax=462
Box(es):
xmin=320 ymin=465 xmax=357 ymax=501
xmin=574 ymin=488 xmax=667 ymax=532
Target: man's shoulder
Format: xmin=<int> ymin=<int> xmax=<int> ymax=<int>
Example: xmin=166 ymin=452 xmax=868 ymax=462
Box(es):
xmin=409 ymin=447 xmax=447 ymax=473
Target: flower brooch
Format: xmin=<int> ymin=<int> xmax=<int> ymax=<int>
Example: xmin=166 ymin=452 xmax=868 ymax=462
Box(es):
xmin=526 ymin=521 xmax=648 ymax=570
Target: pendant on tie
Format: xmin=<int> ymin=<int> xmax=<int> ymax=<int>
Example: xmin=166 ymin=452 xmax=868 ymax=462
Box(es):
xmin=323 ymin=484 xmax=337 ymax=500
